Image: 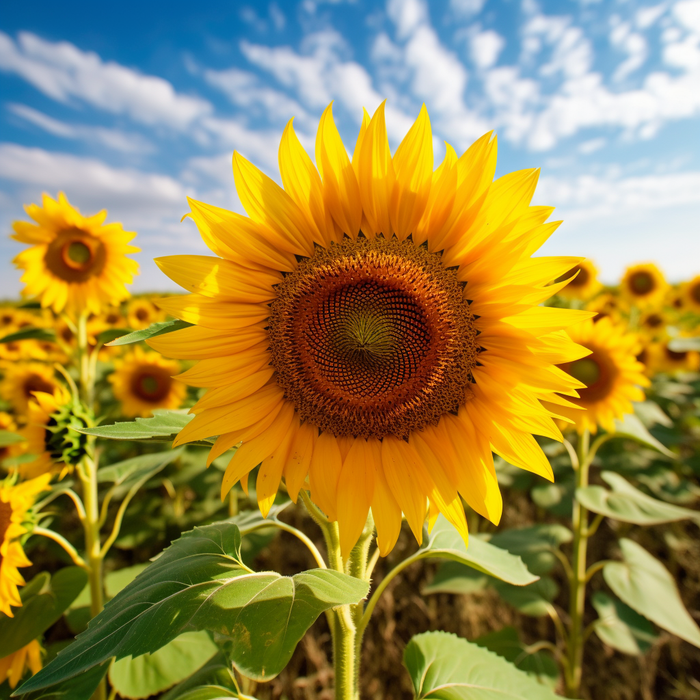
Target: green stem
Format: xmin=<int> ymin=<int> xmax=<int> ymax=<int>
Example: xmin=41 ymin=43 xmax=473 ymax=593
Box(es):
xmin=565 ymin=430 xmax=590 ymax=698
xmin=31 ymin=527 xmax=88 ymax=568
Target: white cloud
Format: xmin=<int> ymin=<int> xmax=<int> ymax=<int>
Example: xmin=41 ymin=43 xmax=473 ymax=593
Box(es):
xmin=636 ymin=3 xmax=666 ymax=29
xmin=449 ymin=0 xmax=487 ymax=18
xmin=470 ymin=30 xmax=505 ymax=69
xmin=674 ymin=0 xmax=700 ymax=32
xmin=577 ymin=136 xmax=606 ymax=153
xmin=0 ymin=31 xmax=211 ymax=130
xmin=8 ymin=103 xmax=155 ymax=153
xmin=609 ymin=19 xmax=647 ymax=81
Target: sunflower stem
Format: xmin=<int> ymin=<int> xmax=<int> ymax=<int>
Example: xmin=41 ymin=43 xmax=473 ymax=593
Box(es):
xmin=565 ymin=429 xmax=591 ymax=698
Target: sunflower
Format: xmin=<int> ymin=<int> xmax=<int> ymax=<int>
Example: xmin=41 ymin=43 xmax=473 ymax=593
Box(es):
xmin=0 ymin=640 xmax=43 ymax=689
xmin=638 ymin=310 xmax=667 ymax=337
xmin=127 ymin=298 xmax=164 ymax=330
xmin=556 ymin=259 xmax=601 ymax=300
xmin=0 ymin=474 xmax=51 ymax=616
xmin=151 ymin=103 xmax=591 ymax=557
xmin=620 ymin=263 xmax=667 ymax=308
xmin=99 ymin=306 xmax=126 ymax=328
xmin=110 ymin=347 xmax=184 ymax=417
xmin=0 ymin=364 xmax=61 ymax=416
xmin=546 ymin=317 xmax=649 ymax=434
xmin=684 ymin=275 xmax=700 ymax=313
xmin=11 ymin=192 xmax=139 ymax=317
xmin=648 ymin=335 xmax=700 ymax=374
xmin=17 ymin=387 xmax=89 ymax=479
xmin=585 ymin=293 xmax=626 ymax=323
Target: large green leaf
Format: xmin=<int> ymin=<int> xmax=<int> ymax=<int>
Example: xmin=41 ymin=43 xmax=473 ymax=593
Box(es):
xmin=13 ymin=663 xmax=109 ymax=700
xmin=419 ymin=517 xmax=538 ymax=587
xmin=488 ymin=525 xmax=572 ymax=576
xmin=474 ymin=627 xmax=559 ymax=688
xmin=0 ymin=568 xmax=88 ymax=657
xmin=106 ymin=320 xmax=193 ymax=347
xmin=633 ymin=401 xmax=672 ymax=428
xmin=493 ymin=578 xmax=559 ymax=617
xmin=0 ymin=431 xmax=25 ymax=447
xmin=80 ymin=411 xmax=204 ymax=444
xmin=423 ymin=562 xmax=489 ymax=595
xmin=97 ymin=448 xmax=184 ymax=490
xmin=591 ymin=592 xmax=657 ymax=656
xmin=603 ymin=538 xmax=700 ymax=648
xmin=612 ymin=413 xmax=675 ymax=458
xmin=576 ymin=472 xmax=700 ymax=525
xmin=17 ymin=522 xmax=368 ymax=693
xmin=403 ymin=631 xmax=562 ymax=699
xmin=0 ymin=327 xmax=56 ymax=344
xmin=160 ymin=654 xmax=237 ymax=700
xmin=108 ymin=631 xmax=218 ymax=699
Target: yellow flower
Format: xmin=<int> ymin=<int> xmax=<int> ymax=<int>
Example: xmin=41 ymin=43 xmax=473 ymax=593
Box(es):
xmin=585 ymin=292 xmax=626 ymax=323
xmin=152 ymin=103 xmax=591 ymax=557
xmin=0 ymin=475 xmax=51 ymax=616
xmin=638 ymin=310 xmax=667 ymax=338
xmin=110 ymin=347 xmax=184 ymax=417
xmin=620 ymin=263 xmax=667 ymax=308
xmin=684 ymin=275 xmax=700 ymax=313
xmin=556 ymin=259 xmax=601 ymax=300
xmin=0 ymin=364 xmax=61 ymax=416
xmin=127 ymin=298 xmax=164 ymax=330
xmin=547 ymin=317 xmax=649 ymax=434
xmin=0 ymin=640 xmax=43 ymax=689
xmin=99 ymin=306 xmax=126 ymax=328
xmin=12 ymin=192 xmax=139 ymax=317
xmin=648 ymin=335 xmax=700 ymax=374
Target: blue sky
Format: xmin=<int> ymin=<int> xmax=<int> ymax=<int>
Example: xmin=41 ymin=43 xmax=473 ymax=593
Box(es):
xmin=1 ymin=0 xmax=699 ymax=297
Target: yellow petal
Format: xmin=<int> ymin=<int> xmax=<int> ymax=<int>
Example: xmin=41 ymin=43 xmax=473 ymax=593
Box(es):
xmin=391 ymin=104 xmax=433 ymax=240
xmin=155 ymin=294 xmax=269 ymax=330
xmin=175 ymin=342 xmax=270 ymax=387
xmin=284 ymin=421 xmax=316 ymax=502
xmin=257 ymin=421 xmax=296 ymax=517
xmin=315 ymin=102 xmax=362 ymax=237
xmin=368 ymin=438 xmax=402 ymax=556
xmin=146 ymin=323 xmax=268 ymax=360
xmin=190 ymin=369 xmax=275 ymax=414
xmin=308 ymin=431 xmax=342 ymax=521
xmin=351 ymin=107 xmax=371 ymax=181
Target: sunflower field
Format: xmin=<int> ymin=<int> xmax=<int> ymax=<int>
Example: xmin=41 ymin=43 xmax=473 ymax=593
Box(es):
xmin=1 ymin=106 xmax=699 ymax=700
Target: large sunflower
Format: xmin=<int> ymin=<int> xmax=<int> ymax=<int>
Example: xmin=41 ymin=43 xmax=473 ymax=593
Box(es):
xmin=620 ymin=263 xmax=667 ymax=308
xmin=547 ymin=317 xmax=649 ymax=434
xmin=0 ymin=364 xmax=61 ymax=416
xmin=684 ymin=275 xmax=700 ymax=313
xmin=12 ymin=193 xmax=139 ymax=317
xmin=0 ymin=640 xmax=42 ymax=689
xmin=0 ymin=474 xmax=51 ymax=616
xmin=556 ymin=259 xmax=601 ymax=300
xmin=110 ymin=347 xmax=184 ymax=417
xmin=151 ymin=103 xmax=591 ymax=556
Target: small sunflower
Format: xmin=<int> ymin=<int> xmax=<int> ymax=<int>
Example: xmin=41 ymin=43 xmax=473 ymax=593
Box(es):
xmin=0 ymin=474 xmax=51 ymax=616
xmin=620 ymin=263 xmax=667 ymax=308
xmin=151 ymin=103 xmax=591 ymax=557
xmin=638 ymin=310 xmax=667 ymax=337
xmin=18 ymin=388 xmax=90 ymax=479
xmin=110 ymin=347 xmax=184 ymax=417
xmin=0 ymin=364 xmax=61 ymax=416
xmin=548 ymin=317 xmax=649 ymax=434
xmin=556 ymin=259 xmax=601 ymax=300
xmin=684 ymin=275 xmax=700 ymax=313
xmin=99 ymin=306 xmax=126 ymax=328
xmin=12 ymin=192 xmax=139 ymax=317
xmin=585 ymin=293 xmax=626 ymax=323
xmin=0 ymin=640 xmax=43 ymax=689
xmin=127 ymin=298 xmax=164 ymax=330
xmin=648 ymin=335 xmax=700 ymax=374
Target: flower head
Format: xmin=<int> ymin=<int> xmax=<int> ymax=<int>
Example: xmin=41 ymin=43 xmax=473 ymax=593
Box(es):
xmin=0 ymin=364 xmax=61 ymax=416
xmin=557 ymin=259 xmax=601 ymax=300
xmin=12 ymin=193 xmax=139 ymax=317
xmin=152 ymin=103 xmax=591 ymax=556
xmin=620 ymin=263 xmax=667 ymax=308
xmin=0 ymin=640 xmax=43 ymax=689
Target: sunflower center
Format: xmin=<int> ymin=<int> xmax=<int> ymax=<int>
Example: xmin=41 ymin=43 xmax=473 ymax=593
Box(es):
xmin=23 ymin=375 xmax=55 ymax=398
xmin=561 ymin=349 xmax=617 ymax=404
xmin=691 ymin=283 xmax=700 ymax=305
xmin=665 ymin=347 xmax=687 ymax=363
xmin=130 ymin=367 xmax=173 ymax=402
xmin=567 ymin=266 xmax=589 ymax=288
xmin=45 ymin=229 xmax=107 ymax=283
xmin=135 ymin=307 xmax=149 ymax=321
xmin=269 ymin=236 xmax=479 ymax=439
xmin=629 ymin=271 xmax=654 ymax=295
xmin=643 ymin=314 xmax=663 ymax=329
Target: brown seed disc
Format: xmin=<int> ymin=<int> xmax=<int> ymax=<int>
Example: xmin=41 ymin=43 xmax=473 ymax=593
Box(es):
xmin=44 ymin=228 xmax=107 ymax=283
xmin=269 ymin=236 xmax=479 ymax=439
xmin=560 ymin=350 xmax=618 ymax=404
xmin=130 ymin=366 xmax=173 ymax=403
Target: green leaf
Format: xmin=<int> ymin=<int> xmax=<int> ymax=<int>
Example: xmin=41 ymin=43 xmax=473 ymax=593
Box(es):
xmin=423 ymin=561 xmax=489 ymax=595
xmin=633 ymin=401 xmax=672 ymax=429
xmin=0 ymin=430 xmax=25 ymax=447
xmin=166 ymin=688 xmax=237 ymax=700
xmin=106 ymin=320 xmax=193 ymax=347
xmin=493 ymin=578 xmax=559 ymax=617
xmin=403 ymin=631 xmax=562 ymax=699
xmin=80 ymin=411 xmax=204 ymax=444
xmin=531 ymin=476 xmax=575 ymax=517
xmin=474 ymin=627 xmax=559 ymax=688
xmin=603 ymin=538 xmax=700 ymax=648
xmin=612 ymin=413 xmax=676 ymax=459
xmin=0 ymin=568 xmax=88 ymax=657
xmin=97 ymin=448 xmax=184 ymax=488
xmin=576 ymin=472 xmax=700 ymax=526
xmin=95 ymin=328 xmax=131 ymax=346
xmin=668 ymin=336 xmax=700 ymax=352
xmin=13 ymin=662 xmax=109 ymax=700
xmin=419 ymin=516 xmax=538 ymax=586
xmin=591 ymin=592 xmax=657 ymax=656
xmin=0 ymin=327 xmax=56 ymax=344
xmin=160 ymin=653 xmax=237 ymax=700
xmin=488 ymin=525 xmax=572 ymax=576
xmin=104 ymin=564 xmax=149 ymax=599
xmin=18 ymin=522 xmax=369 ymax=693
xmin=108 ymin=631 xmax=219 ymax=699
